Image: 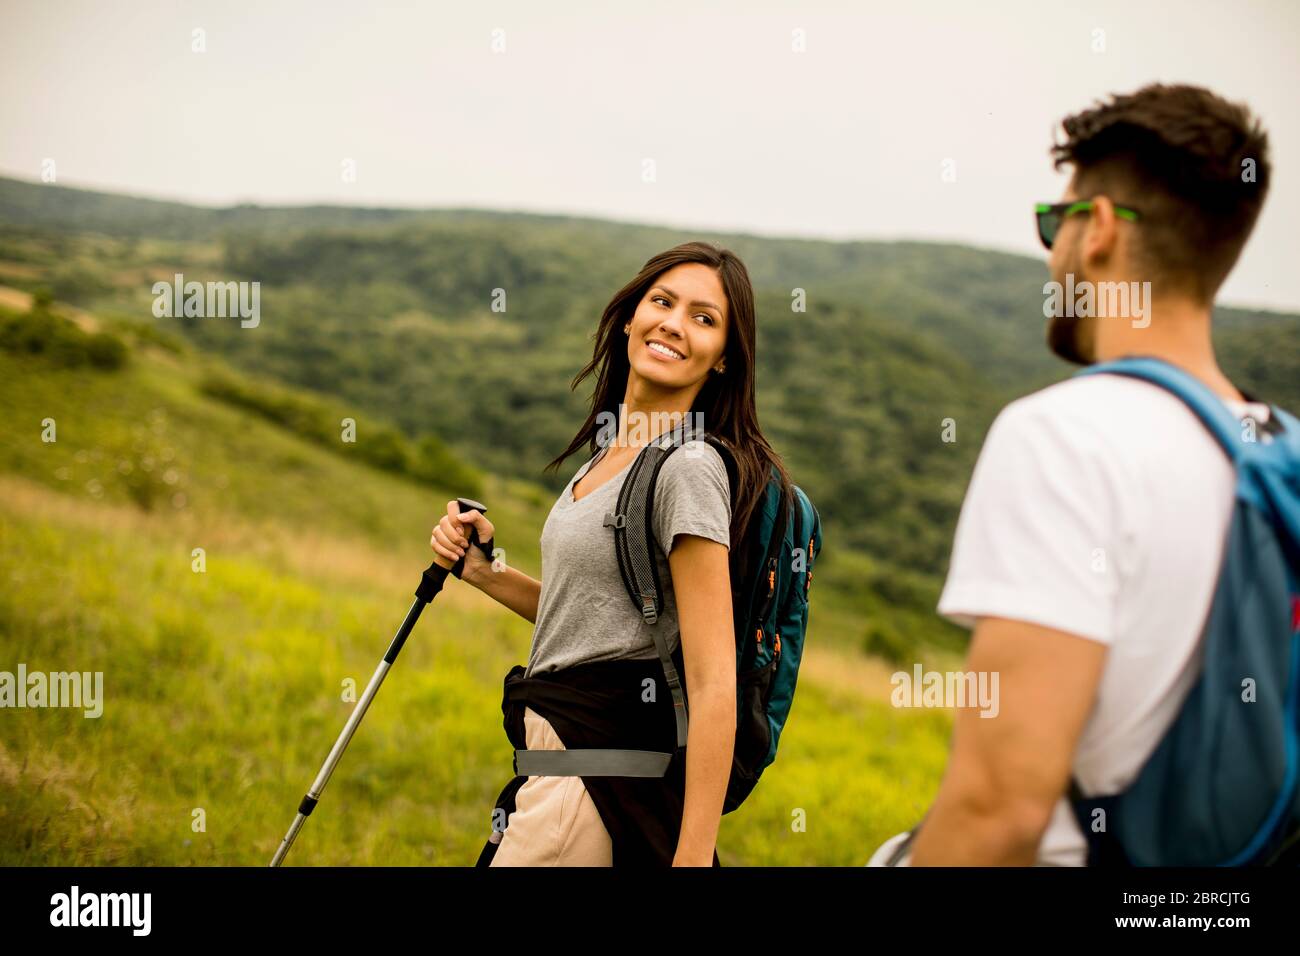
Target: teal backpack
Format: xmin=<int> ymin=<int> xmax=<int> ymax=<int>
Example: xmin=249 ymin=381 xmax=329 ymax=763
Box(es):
xmin=601 ymin=422 xmax=822 ymax=812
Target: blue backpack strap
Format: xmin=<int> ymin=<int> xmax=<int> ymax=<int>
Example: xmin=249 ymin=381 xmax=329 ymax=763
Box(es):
xmin=1076 ymin=356 xmax=1247 ymax=462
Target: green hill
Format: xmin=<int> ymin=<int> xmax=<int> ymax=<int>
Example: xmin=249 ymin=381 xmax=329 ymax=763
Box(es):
xmin=3 ymin=175 xmax=1295 ymax=590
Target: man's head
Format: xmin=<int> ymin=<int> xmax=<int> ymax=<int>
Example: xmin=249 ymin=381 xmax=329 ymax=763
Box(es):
xmin=1044 ymin=83 xmax=1271 ymax=363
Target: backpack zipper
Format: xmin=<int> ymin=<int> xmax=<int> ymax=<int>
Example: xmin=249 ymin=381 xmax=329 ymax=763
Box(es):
xmin=746 ymin=487 xmax=789 ymax=668
xmin=757 ymin=555 xmax=779 ymax=660
xmin=805 ymin=533 xmax=815 ymax=598
xmin=804 ymin=502 xmax=820 ymax=600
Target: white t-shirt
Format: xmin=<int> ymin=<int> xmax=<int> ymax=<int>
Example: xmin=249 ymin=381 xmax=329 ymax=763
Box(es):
xmin=883 ymin=372 xmax=1272 ymax=866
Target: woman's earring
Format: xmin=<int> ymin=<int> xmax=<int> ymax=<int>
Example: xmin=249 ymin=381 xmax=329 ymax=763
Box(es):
xmin=623 ymin=324 xmax=630 ymax=335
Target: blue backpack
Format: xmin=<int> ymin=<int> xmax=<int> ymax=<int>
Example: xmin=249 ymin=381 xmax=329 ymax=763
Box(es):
xmin=1069 ymin=356 xmax=1300 ymax=866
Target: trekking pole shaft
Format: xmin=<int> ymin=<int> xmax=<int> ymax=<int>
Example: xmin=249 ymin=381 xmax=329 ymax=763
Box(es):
xmin=270 ymin=598 xmax=423 ymax=867
xmin=269 ymin=497 xmax=488 ymax=867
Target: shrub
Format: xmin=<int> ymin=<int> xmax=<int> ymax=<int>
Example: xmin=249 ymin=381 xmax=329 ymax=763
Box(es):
xmin=199 ymin=366 xmax=482 ymax=496
xmin=0 ymin=304 xmax=128 ymax=370
xmin=411 ymin=435 xmax=483 ymax=498
xmin=86 ymin=332 xmax=129 ymax=369
xmin=862 ymin=620 xmax=914 ymax=667
xmin=354 ymin=426 xmax=410 ymax=474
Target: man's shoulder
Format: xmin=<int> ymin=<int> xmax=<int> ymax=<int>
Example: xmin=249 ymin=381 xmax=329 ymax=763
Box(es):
xmin=993 ymin=372 xmax=1202 ymax=444
xmin=1004 ymin=372 xmax=1166 ymax=417
xmin=971 ymin=373 xmax=1233 ymax=495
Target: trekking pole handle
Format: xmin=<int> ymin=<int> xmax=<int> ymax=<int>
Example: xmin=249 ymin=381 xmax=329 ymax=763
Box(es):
xmin=418 ymin=498 xmax=492 ymax=603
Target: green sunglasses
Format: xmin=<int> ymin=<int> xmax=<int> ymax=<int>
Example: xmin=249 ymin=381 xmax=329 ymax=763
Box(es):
xmin=1035 ymin=199 xmax=1141 ymax=250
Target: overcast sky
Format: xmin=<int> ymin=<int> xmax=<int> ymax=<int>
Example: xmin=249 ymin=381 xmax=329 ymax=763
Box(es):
xmin=2 ymin=0 xmax=1296 ymax=310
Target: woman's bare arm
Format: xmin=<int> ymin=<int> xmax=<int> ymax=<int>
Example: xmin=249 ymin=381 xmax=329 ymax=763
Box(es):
xmin=463 ymin=561 xmax=542 ymax=625
xmin=431 ymin=503 xmax=542 ymax=624
xmin=668 ymin=533 xmax=736 ymax=866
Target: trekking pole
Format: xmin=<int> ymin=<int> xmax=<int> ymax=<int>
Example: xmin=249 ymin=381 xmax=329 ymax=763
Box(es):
xmin=270 ymin=497 xmax=491 ymax=867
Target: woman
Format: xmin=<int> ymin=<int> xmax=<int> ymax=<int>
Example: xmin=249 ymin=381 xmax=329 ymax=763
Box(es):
xmin=430 ymin=241 xmax=793 ymax=866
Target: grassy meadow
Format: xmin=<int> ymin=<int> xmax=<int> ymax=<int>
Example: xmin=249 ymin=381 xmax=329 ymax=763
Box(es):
xmin=0 ymin=315 xmax=955 ymax=866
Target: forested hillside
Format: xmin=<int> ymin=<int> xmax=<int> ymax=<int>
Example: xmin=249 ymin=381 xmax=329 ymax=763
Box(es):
xmin=2 ymin=173 xmax=1295 ymax=643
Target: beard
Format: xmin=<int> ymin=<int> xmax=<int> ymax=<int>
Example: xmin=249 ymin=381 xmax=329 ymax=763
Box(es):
xmin=1046 ymin=240 xmax=1097 ymax=365
xmin=1047 ymin=311 xmax=1090 ymax=365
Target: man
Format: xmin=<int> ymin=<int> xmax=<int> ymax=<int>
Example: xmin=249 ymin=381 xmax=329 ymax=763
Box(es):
xmin=873 ymin=83 xmax=1274 ymax=865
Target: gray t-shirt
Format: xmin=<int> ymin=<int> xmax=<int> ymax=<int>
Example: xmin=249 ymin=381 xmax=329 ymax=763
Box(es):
xmin=525 ymin=439 xmax=732 ymax=676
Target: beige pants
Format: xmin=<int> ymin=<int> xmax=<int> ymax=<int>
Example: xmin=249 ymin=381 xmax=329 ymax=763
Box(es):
xmin=489 ymin=705 xmax=615 ymax=866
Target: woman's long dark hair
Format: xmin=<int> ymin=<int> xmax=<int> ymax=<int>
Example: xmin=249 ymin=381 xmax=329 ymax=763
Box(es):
xmin=545 ymin=241 xmax=793 ymax=548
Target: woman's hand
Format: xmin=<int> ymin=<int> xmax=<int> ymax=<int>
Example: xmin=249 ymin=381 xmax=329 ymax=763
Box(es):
xmin=430 ymin=499 xmax=495 ymax=585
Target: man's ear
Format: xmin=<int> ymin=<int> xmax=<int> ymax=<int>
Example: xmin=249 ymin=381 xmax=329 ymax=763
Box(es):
xmin=1081 ymin=194 xmax=1121 ymax=267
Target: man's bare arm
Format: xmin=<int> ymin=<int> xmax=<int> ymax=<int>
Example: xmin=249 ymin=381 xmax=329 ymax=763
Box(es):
xmin=909 ymin=617 xmax=1107 ymax=865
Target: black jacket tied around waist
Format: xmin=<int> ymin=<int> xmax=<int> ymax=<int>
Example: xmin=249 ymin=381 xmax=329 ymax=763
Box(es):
xmin=475 ymin=644 xmax=721 ymax=867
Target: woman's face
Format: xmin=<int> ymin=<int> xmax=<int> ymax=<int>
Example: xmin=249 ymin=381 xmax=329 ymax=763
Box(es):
xmin=625 ymin=262 xmax=729 ymax=392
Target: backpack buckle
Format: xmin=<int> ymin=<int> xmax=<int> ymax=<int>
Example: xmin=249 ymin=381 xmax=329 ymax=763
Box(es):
xmin=604 ymin=512 xmax=626 ymax=529
xmin=641 ymin=601 xmax=658 ymax=625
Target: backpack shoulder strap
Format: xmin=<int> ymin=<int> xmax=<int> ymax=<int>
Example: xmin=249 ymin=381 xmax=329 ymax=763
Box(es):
xmin=603 ymin=421 xmax=711 ymax=749
xmin=604 ymin=423 xmax=713 ymax=623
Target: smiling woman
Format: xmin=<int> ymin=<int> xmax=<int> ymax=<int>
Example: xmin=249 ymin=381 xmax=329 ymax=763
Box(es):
xmin=431 ymin=241 xmax=796 ymax=867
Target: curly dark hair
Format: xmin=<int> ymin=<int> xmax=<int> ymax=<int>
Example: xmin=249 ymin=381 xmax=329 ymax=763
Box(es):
xmin=1051 ymin=83 xmax=1271 ymax=302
